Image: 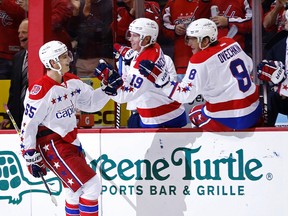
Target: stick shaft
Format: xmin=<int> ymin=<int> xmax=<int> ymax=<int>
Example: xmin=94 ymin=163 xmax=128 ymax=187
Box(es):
xmin=3 ymin=104 xmax=57 ymax=206
xmin=115 ymin=56 xmax=123 ymax=129
xmin=3 ymin=104 xmax=21 ymax=134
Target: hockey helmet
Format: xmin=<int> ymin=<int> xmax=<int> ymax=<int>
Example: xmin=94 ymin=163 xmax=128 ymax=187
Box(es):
xmin=186 ymin=18 xmax=218 ymax=44
xmin=39 ymin=40 xmax=68 ymax=70
xmin=128 ymin=17 xmax=159 ymax=45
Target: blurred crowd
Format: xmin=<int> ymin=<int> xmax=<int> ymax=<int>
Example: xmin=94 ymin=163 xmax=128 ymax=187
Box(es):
xmin=1 ymin=0 xmax=288 ymax=129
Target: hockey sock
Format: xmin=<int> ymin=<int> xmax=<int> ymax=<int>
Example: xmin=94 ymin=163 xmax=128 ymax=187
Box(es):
xmin=65 ymin=201 xmax=80 ymax=216
xmin=79 ymin=197 xmax=99 ymax=215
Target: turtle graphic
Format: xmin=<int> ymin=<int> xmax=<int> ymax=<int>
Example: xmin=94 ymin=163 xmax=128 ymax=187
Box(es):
xmin=0 ymin=151 xmax=62 ymax=205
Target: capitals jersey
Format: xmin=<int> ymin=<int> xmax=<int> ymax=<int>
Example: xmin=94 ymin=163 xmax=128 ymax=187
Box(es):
xmin=112 ymin=43 xmax=187 ymax=128
xmin=20 ymin=73 xmax=109 ymax=151
xmin=0 ymin=0 xmax=25 ymax=60
xmin=113 ymin=1 xmax=161 ymax=45
xmin=163 ymin=37 xmax=261 ymax=129
xmin=162 ymin=0 xmax=210 ymax=74
xmin=263 ymin=1 xmax=285 ymax=32
xmin=210 ymin=0 xmax=252 ymax=49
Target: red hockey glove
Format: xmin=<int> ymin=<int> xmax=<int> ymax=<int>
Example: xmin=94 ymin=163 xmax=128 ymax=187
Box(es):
xmin=94 ymin=59 xmax=115 ymax=82
xmin=113 ymin=43 xmax=135 ymax=65
xmin=100 ymin=72 xmax=123 ymax=96
xmin=23 ymin=149 xmax=47 ymax=178
xmin=139 ymin=60 xmax=170 ymax=88
xmin=257 ymin=60 xmax=286 ymax=84
xmin=95 ymin=59 xmax=123 ymax=96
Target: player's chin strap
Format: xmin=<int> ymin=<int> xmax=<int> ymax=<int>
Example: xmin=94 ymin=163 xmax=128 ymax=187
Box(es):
xmin=138 ymin=38 xmax=154 ymax=54
xmin=49 ymin=62 xmax=64 ymax=76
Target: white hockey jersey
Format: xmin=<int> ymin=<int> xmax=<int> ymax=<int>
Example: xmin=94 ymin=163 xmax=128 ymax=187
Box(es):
xmin=163 ymin=37 xmax=261 ymax=129
xmin=20 ymin=73 xmax=110 ymax=151
xmin=112 ymin=43 xmax=187 ymax=128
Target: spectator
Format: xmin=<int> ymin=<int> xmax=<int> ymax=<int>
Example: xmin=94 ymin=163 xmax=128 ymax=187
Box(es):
xmin=51 ymin=0 xmax=75 ymax=51
xmin=262 ymin=0 xmax=276 ymax=13
xmin=20 ymin=40 xmax=110 ymax=215
xmin=13 ymin=0 xmax=76 ymax=52
xmin=112 ymin=0 xmax=161 ymax=46
xmin=0 ymin=0 xmax=26 ymax=79
xmin=263 ymin=0 xmax=288 ymax=33
xmin=210 ymin=0 xmax=253 ymax=53
xmin=162 ymin=0 xmax=210 ymax=75
xmin=0 ymin=18 xmax=28 ymax=129
xmin=70 ymin=0 xmax=113 ymax=77
xmin=17 ymin=0 xmax=28 ymax=12
xmin=140 ymin=18 xmax=262 ymax=131
xmin=96 ymin=18 xmax=187 ymax=128
xmin=262 ymin=0 xmax=278 ymax=47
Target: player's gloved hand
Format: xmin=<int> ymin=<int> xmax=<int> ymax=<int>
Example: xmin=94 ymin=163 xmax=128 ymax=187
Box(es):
xmin=257 ymin=60 xmax=286 ymax=84
xmin=100 ymin=72 xmax=123 ymax=96
xmin=139 ymin=60 xmax=170 ymax=88
xmin=23 ymin=149 xmax=47 ymax=178
xmin=94 ymin=59 xmax=115 ymax=81
xmin=113 ymin=43 xmax=135 ymax=65
xmin=95 ymin=59 xmax=123 ymax=96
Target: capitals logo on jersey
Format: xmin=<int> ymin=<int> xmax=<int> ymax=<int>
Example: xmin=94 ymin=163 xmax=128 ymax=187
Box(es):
xmin=30 ymin=85 xmax=42 ymax=95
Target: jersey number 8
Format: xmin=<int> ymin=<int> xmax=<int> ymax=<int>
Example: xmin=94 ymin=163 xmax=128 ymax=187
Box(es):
xmin=230 ymin=58 xmax=251 ymax=93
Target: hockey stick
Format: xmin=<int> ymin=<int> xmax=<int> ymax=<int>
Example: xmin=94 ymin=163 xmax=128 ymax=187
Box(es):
xmin=112 ymin=0 xmax=121 ymax=129
xmin=3 ymin=104 xmax=58 ymax=207
xmin=261 ymin=83 xmax=269 ymax=125
xmin=227 ymin=24 xmax=238 ymax=38
xmin=38 ymin=171 xmax=58 ymax=206
xmin=84 ymin=150 xmax=136 ymax=211
xmin=115 ymin=56 xmax=123 ymax=129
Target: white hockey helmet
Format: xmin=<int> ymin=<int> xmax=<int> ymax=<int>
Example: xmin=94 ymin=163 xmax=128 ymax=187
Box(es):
xmin=186 ymin=18 xmax=218 ymax=44
xmin=128 ymin=17 xmax=159 ymax=47
xmin=39 ymin=40 xmax=68 ymax=70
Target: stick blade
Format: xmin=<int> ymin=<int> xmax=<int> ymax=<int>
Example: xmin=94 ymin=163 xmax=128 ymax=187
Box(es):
xmin=51 ymin=195 xmax=58 ymax=206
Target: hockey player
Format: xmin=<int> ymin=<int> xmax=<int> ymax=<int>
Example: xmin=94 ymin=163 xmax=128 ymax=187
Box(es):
xmin=139 ymin=18 xmax=262 ymax=131
xmin=95 ymin=17 xmax=187 ymax=128
xmin=20 ymin=41 xmax=111 ymax=215
xmin=113 ymin=43 xmax=178 ymax=128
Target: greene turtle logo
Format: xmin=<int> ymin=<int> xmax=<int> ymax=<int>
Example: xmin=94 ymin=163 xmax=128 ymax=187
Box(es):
xmin=0 ymin=151 xmax=62 ymax=204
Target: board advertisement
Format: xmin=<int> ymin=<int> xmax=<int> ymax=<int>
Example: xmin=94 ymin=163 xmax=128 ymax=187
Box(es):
xmin=0 ymin=129 xmax=287 ymax=215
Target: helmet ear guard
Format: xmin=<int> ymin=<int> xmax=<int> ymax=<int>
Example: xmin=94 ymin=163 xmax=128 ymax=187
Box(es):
xmin=128 ymin=17 xmax=159 ymax=48
xmin=186 ymin=18 xmax=218 ymax=45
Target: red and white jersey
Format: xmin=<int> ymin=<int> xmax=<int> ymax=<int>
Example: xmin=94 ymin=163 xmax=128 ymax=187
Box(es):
xmin=263 ymin=1 xmax=286 ymax=32
xmin=20 ymin=73 xmax=109 ymax=151
xmin=163 ymin=37 xmax=261 ymax=129
xmin=162 ymin=0 xmax=210 ymax=74
xmin=112 ymin=43 xmax=187 ymax=128
xmin=112 ymin=1 xmax=161 ymax=46
xmin=210 ymin=0 xmax=252 ymax=49
xmin=0 ymin=0 xmax=25 ymax=60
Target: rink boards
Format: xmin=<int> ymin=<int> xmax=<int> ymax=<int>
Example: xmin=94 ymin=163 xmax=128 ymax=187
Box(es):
xmin=0 ymin=128 xmax=287 ymax=216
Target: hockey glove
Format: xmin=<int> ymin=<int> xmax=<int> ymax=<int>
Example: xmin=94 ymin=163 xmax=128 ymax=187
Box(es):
xmin=100 ymin=72 xmax=123 ymax=96
xmin=139 ymin=60 xmax=170 ymax=88
xmin=257 ymin=60 xmax=286 ymax=84
xmin=95 ymin=59 xmax=123 ymax=96
xmin=113 ymin=43 xmax=135 ymax=65
xmin=94 ymin=59 xmax=114 ymax=81
xmin=23 ymin=149 xmax=47 ymax=178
